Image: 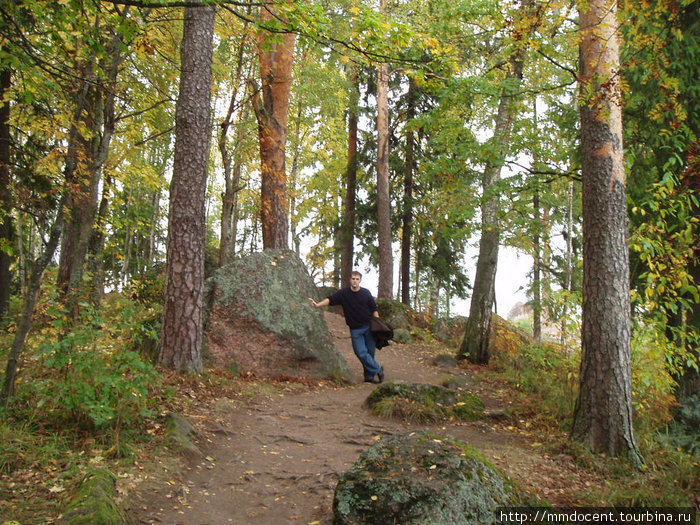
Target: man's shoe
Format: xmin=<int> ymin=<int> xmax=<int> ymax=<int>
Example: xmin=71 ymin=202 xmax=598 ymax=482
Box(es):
xmin=377 ymin=367 xmax=384 ymax=383
xmin=364 ymin=378 xmax=380 ymax=384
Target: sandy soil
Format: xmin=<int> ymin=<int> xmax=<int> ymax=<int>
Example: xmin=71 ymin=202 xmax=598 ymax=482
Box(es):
xmin=128 ymin=313 xmax=591 ymax=525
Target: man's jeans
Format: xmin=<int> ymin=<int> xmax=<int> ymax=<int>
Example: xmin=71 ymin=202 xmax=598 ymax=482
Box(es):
xmin=350 ymin=324 xmax=381 ymax=381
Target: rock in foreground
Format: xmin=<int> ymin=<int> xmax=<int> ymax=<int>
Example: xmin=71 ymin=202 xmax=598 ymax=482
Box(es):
xmin=333 ymin=431 xmax=532 ymax=525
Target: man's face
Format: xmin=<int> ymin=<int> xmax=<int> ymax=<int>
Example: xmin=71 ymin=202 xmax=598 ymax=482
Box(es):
xmin=350 ymin=275 xmax=362 ymax=290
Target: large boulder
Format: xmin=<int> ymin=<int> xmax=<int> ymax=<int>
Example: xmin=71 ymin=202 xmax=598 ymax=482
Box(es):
xmin=205 ymin=250 xmax=350 ymax=380
xmin=333 ymin=431 xmax=534 ymax=525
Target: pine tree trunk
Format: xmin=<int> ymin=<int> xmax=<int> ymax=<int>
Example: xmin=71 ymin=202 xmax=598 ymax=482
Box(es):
xmin=401 ymin=78 xmax=416 ymax=306
xmin=252 ymin=4 xmax=296 ymax=250
xmin=159 ymin=3 xmax=216 ymax=374
xmin=0 ymin=66 xmax=12 ymax=320
xmin=571 ymin=0 xmax=643 ymax=464
xmin=376 ymin=56 xmax=393 ymax=296
xmin=340 ymin=68 xmax=359 ymax=286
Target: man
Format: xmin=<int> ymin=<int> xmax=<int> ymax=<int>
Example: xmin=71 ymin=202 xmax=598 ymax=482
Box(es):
xmin=309 ymin=271 xmax=385 ymax=384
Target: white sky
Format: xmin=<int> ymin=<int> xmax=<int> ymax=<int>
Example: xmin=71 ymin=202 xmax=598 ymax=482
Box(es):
xmin=344 ymin=244 xmax=530 ymax=318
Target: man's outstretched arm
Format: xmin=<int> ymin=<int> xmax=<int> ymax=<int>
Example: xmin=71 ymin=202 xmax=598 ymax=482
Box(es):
xmin=309 ymin=297 xmax=330 ymax=308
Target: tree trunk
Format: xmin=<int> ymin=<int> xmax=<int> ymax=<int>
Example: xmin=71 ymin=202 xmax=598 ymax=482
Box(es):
xmin=340 ymin=68 xmax=359 ymax=286
xmin=158 ymin=3 xmax=216 ymax=374
xmin=57 ymin=12 xmax=125 ymax=311
xmin=0 ymin=66 xmax=12 ymax=320
xmin=87 ymin=23 xmax=124 ymax=302
xmin=531 ymin=99 xmax=542 ymax=341
xmin=88 ymin=173 xmax=112 ymax=304
xmin=533 ymin=187 xmax=542 ymax=341
xmin=458 ymin=48 xmax=526 ymax=364
xmin=571 ymin=0 xmax=643 ymax=464
xmin=376 ymin=49 xmax=392 ymax=297
xmin=561 ymin=181 xmax=573 ymax=345
xmin=2 ymin=195 xmax=65 ymax=404
xmin=289 ymin=97 xmax=304 ymax=257
xmin=56 ymin=58 xmax=100 ymax=307
xmin=251 ymin=3 xmax=296 ymax=250
xmin=218 ymin=32 xmax=249 ymax=267
xmin=401 ymin=77 xmax=417 ymax=306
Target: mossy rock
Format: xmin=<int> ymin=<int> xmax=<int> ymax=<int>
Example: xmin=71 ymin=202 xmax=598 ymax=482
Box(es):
xmin=376 ymin=298 xmax=413 ymax=329
xmin=60 ymin=468 xmax=127 ymax=525
xmin=433 ymin=353 xmax=459 ymax=368
xmin=365 ymin=381 xmax=484 ymax=422
xmin=433 ymin=316 xmax=468 ymax=344
xmin=392 ymin=327 xmax=412 ymax=344
xmin=164 ymin=412 xmax=202 ymax=459
xmin=333 ymin=430 xmax=535 ymax=525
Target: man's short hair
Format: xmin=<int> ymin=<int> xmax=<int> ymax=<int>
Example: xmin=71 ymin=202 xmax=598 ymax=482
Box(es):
xmin=351 ymin=271 xmax=362 ymax=278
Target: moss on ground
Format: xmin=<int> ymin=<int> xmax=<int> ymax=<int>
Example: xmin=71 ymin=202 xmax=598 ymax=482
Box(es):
xmin=60 ymin=468 xmax=127 ymax=525
xmin=365 ymin=381 xmax=484 ymax=422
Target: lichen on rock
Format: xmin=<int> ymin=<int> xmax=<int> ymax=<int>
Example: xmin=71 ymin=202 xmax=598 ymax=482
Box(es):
xmin=205 ymin=250 xmax=350 ymax=380
xmin=333 ymin=430 xmax=534 ymax=525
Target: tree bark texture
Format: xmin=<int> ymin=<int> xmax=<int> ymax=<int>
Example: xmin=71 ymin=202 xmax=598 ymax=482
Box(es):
xmin=458 ymin=47 xmax=525 ymax=364
xmin=340 ymin=69 xmax=359 ymax=286
xmin=376 ymin=59 xmax=393 ymax=298
xmin=159 ymin=3 xmax=216 ymax=374
xmin=253 ymin=4 xmax=296 ymax=250
xmin=571 ymin=0 xmax=643 ymax=464
xmin=401 ymin=78 xmax=416 ymax=306
xmin=0 ymin=66 xmax=12 ymax=320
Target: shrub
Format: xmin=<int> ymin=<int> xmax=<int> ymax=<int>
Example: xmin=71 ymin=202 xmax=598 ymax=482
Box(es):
xmin=492 ymin=341 xmax=579 ymax=429
xmin=11 ymin=296 xmax=162 ymax=445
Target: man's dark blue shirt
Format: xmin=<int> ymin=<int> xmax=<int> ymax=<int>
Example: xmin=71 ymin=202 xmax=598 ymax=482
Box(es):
xmin=327 ymin=287 xmax=378 ymax=329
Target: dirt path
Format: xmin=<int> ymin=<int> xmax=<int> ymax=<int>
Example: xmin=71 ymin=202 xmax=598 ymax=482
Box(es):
xmin=130 ymin=313 xmax=589 ymax=525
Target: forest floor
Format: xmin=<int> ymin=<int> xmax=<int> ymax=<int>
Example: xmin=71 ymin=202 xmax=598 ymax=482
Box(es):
xmin=127 ymin=312 xmax=608 ymax=525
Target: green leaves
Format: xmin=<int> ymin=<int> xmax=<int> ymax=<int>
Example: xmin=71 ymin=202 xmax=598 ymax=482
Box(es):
xmin=33 ymin=296 xmax=161 ymax=433
xmin=630 ymin=167 xmax=700 ymax=379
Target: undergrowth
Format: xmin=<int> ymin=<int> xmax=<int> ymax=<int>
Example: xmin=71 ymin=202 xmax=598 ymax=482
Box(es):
xmin=0 ymin=288 xmax=170 ymax=523
xmin=483 ymin=318 xmax=698 ymax=507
